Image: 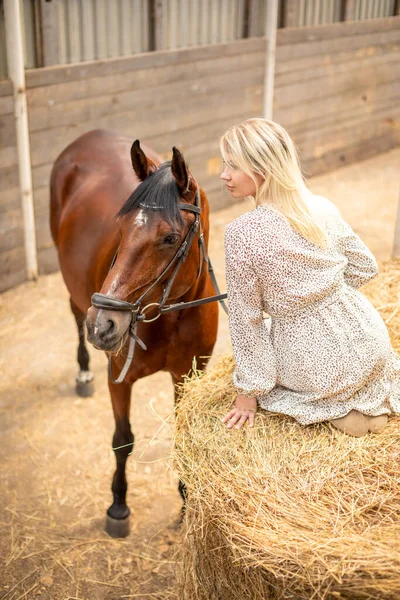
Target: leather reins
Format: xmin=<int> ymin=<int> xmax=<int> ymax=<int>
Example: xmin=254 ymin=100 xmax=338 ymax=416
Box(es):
xmin=91 ymin=188 xmax=227 ymax=384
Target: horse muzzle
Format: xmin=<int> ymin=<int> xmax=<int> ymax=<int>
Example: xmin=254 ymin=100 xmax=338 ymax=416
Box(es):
xmin=86 ymin=305 xmax=131 ymax=352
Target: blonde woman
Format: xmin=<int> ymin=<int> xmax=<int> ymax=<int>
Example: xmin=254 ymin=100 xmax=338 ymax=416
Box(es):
xmin=220 ymin=118 xmax=400 ymax=437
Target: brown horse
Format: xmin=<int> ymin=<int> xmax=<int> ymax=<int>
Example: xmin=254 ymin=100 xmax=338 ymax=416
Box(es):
xmin=50 ymin=129 xmax=219 ymax=537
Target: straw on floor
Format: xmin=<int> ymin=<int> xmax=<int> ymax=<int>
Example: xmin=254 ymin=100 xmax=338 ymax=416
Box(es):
xmin=174 ymin=259 xmax=400 ymax=600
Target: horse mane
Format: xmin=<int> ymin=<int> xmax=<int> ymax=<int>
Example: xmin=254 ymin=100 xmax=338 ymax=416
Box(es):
xmin=118 ymin=162 xmax=184 ymax=226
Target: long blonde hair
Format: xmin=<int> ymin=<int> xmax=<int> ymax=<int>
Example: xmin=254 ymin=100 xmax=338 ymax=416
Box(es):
xmin=220 ymin=118 xmax=328 ymax=249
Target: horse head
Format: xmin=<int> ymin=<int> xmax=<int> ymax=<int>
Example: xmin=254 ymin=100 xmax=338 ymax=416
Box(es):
xmin=86 ymin=140 xmax=207 ymax=353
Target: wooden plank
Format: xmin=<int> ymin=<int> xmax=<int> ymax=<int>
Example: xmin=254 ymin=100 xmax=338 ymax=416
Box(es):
xmin=27 ymin=49 xmax=265 ymax=108
xmin=35 ymin=213 xmax=53 ymax=250
xmin=0 ymin=226 xmax=24 ymax=253
xmin=303 ymin=131 xmax=400 ymax=177
xmin=25 ymin=37 xmax=265 ymax=88
xmin=0 ymin=165 xmax=19 ymax=190
xmin=0 ymin=187 xmax=20 ymax=213
xmin=27 ymin=63 xmax=265 ymax=132
xmin=0 ymin=145 xmax=18 ymax=169
xmin=0 ymin=113 xmax=17 ymax=147
xmin=32 ymin=163 xmax=53 ymax=190
xmin=0 ymin=247 xmax=26 ymax=283
xmin=38 ymin=245 xmax=58 ymax=274
xmin=0 ymin=206 xmax=23 ymax=230
xmin=285 ymin=94 xmax=400 ymax=141
xmin=0 ymin=80 xmax=13 ymax=97
xmin=0 ymin=266 xmax=27 ymax=292
xmin=0 ymin=94 xmax=14 ymax=115
xmin=275 ymin=48 xmax=400 ymax=87
xmin=274 ymin=63 xmax=399 ymax=109
xmin=33 ymin=187 xmax=49 ymax=218
xmin=277 ymin=29 xmax=400 ymax=62
xmin=143 ymin=113 xmax=254 ymax=158
xmin=275 ymin=79 xmax=400 ymax=129
xmin=277 ymin=15 xmax=400 ymax=46
xmin=276 ymin=38 xmax=400 ymax=75
xmin=295 ymin=107 xmax=400 ymax=163
xmin=28 ymin=85 xmax=263 ymax=167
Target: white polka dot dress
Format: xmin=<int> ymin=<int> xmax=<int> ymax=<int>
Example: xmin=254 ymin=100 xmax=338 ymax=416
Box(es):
xmin=224 ymin=196 xmax=400 ymax=425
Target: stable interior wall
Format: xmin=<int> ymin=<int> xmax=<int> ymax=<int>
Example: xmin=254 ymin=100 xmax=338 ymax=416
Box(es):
xmin=275 ymin=17 xmax=400 ymax=176
xmin=1 ymin=15 xmax=399 ymax=291
xmin=0 ymin=80 xmax=26 ymax=291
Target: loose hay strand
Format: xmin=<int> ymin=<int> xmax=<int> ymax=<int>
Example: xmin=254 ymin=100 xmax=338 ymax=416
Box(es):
xmin=174 ymin=259 xmax=400 ymax=600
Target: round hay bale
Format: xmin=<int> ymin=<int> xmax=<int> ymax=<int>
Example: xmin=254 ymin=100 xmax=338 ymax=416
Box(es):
xmin=174 ymin=260 xmax=400 ymax=600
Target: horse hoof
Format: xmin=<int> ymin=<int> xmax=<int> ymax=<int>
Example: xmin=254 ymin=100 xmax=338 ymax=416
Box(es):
xmin=105 ymin=514 xmax=130 ymax=538
xmin=76 ymin=380 xmax=95 ymax=397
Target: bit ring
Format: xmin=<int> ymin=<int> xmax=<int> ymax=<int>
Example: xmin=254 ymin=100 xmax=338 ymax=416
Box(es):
xmin=140 ymin=302 xmax=162 ymax=323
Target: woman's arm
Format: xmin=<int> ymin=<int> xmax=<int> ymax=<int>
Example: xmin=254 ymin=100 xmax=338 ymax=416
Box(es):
xmin=336 ymin=215 xmax=379 ymax=289
xmin=223 ymin=222 xmax=277 ymax=429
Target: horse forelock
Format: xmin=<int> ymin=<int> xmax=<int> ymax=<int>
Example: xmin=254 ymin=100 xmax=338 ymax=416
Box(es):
xmin=118 ymin=162 xmax=185 ymax=226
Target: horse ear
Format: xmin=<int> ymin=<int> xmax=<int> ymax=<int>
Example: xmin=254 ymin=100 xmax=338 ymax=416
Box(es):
xmin=130 ymin=140 xmax=157 ymax=181
xmin=171 ymin=146 xmax=196 ymax=199
xmin=171 ymin=147 xmax=190 ymax=191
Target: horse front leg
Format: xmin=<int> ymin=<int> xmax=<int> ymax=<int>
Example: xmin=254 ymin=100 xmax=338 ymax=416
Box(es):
xmin=70 ymin=298 xmax=94 ymax=397
xmin=106 ymin=378 xmax=134 ymax=538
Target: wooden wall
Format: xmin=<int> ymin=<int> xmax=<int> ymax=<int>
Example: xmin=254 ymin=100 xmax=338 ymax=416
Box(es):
xmin=1 ymin=16 xmax=400 ymax=291
xmin=275 ymin=17 xmax=400 ymax=176
xmin=0 ymin=80 xmax=25 ymax=291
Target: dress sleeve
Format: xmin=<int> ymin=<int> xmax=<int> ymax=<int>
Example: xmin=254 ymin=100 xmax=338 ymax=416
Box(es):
xmin=335 ymin=215 xmax=379 ymax=289
xmin=224 ymin=223 xmax=277 ymax=398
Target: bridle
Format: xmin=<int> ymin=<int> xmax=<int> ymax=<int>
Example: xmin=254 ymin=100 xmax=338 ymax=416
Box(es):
xmin=91 ymin=188 xmax=227 ymax=384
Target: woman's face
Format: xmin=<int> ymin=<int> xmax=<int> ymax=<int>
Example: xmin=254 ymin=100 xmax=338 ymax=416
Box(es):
xmin=220 ymin=161 xmax=261 ymax=199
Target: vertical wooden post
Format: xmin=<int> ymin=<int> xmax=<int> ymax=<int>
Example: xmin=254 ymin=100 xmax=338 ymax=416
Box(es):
xmin=4 ymin=0 xmax=38 ymax=281
xmin=392 ymin=192 xmax=400 ymax=259
xmin=264 ymin=0 xmax=278 ymax=120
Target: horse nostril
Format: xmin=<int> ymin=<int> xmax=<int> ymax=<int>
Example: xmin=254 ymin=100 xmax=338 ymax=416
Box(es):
xmin=106 ymin=319 xmax=116 ymax=336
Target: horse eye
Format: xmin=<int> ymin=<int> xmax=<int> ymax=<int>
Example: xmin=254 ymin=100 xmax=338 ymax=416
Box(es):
xmin=163 ymin=234 xmax=180 ymax=245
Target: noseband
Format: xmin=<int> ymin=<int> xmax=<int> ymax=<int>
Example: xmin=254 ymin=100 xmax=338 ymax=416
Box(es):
xmin=91 ymin=188 xmax=227 ymax=384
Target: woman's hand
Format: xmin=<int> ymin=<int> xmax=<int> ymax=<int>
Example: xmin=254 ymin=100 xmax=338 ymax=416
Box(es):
xmin=222 ymin=394 xmax=257 ymax=430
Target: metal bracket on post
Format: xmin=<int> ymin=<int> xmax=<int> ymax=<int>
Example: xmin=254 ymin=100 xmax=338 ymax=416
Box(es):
xmin=4 ymin=0 xmax=38 ymax=281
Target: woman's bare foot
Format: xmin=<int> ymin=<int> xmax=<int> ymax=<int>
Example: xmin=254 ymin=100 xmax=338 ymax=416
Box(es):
xmin=330 ymin=410 xmax=368 ymax=437
xmin=364 ymin=414 xmax=388 ymax=434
